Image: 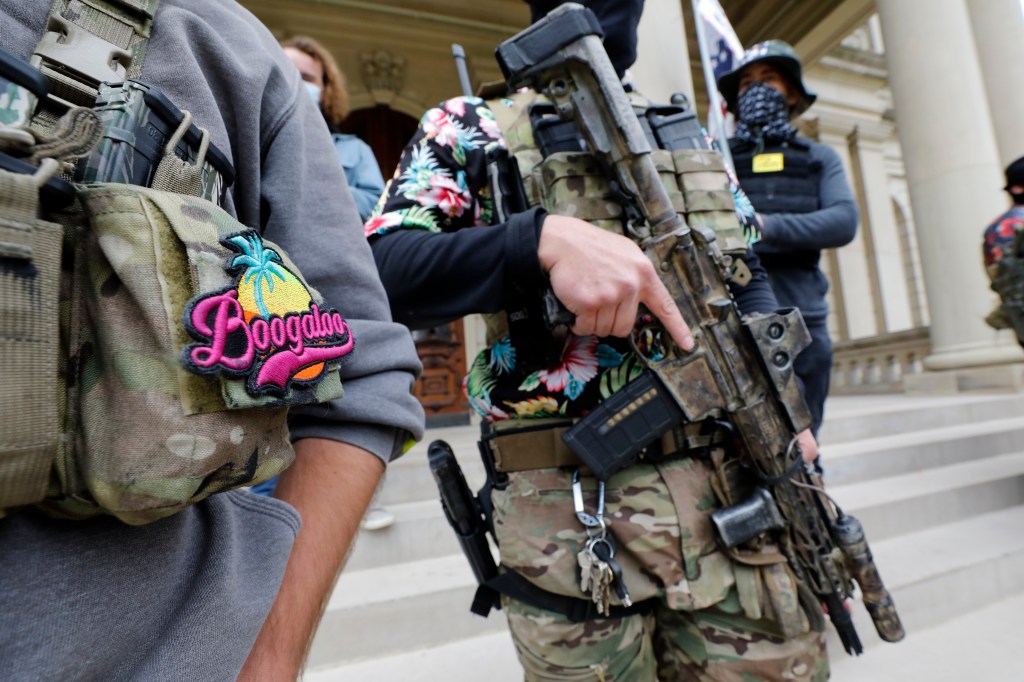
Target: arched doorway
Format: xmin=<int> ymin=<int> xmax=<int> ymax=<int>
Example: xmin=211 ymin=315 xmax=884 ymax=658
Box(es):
xmin=344 ymin=105 xmax=471 ymax=426
xmin=340 ymin=105 xmax=418 ymax=183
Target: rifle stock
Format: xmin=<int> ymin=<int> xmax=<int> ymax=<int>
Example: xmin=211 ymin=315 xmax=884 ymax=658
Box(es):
xmin=496 ymin=2 xmax=904 ymax=654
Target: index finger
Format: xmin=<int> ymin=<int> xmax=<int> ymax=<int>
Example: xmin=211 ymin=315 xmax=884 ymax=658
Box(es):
xmin=641 ymin=277 xmax=694 ymax=351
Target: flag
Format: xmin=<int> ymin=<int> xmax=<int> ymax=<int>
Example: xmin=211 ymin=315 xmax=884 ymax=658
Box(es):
xmin=696 ymin=0 xmax=743 ymax=84
xmin=692 ymin=0 xmax=743 ymax=145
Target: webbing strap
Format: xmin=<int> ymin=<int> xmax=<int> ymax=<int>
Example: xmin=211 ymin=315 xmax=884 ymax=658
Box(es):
xmin=483 ymin=570 xmax=654 ymax=623
xmin=32 ymin=0 xmax=159 ymax=115
xmin=0 ymin=170 xmax=62 ymax=508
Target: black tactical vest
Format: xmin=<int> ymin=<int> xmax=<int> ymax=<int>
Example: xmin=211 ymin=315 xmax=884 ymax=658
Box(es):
xmin=729 ymin=138 xmax=820 ymax=215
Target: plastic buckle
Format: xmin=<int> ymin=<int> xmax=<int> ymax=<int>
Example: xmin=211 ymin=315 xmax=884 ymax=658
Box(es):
xmin=33 ymin=12 xmax=130 ymax=104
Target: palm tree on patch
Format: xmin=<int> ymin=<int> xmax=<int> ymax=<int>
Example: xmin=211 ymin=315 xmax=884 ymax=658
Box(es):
xmin=227 ymin=233 xmax=287 ymax=319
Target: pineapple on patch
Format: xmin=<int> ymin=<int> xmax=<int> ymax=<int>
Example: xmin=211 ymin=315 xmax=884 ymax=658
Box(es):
xmin=227 ymin=232 xmax=324 ymax=381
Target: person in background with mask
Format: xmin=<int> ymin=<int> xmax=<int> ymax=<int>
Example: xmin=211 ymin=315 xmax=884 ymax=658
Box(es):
xmin=718 ymin=40 xmax=859 ymax=441
xmin=282 ymin=35 xmax=386 ymax=223
xmin=270 ymin=35 xmax=395 ymax=531
xmin=982 ymin=155 xmax=1024 ymax=345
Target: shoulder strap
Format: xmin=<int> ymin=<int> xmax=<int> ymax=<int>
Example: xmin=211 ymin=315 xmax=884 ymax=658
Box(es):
xmin=32 ymin=0 xmax=159 ymax=116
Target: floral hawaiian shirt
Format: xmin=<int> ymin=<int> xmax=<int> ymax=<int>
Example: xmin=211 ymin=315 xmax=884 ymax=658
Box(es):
xmin=367 ymin=95 xmax=755 ymax=422
xmin=983 ymin=205 xmax=1024 ymax=273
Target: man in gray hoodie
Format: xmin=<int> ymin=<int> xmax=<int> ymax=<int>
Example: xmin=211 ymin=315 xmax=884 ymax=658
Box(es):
xmin=0 ymin=2 xmax=423 ymax=679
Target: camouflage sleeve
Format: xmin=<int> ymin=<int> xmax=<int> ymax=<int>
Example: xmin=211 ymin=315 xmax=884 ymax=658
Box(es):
xmin=364 ymin=96 xmax=504 ymax=238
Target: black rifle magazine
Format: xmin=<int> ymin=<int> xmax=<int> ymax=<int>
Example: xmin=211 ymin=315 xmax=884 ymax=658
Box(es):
xmin=561 ymin=370 xmax=685 ymax=480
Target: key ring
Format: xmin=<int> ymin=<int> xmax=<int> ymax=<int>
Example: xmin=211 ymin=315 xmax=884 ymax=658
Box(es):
xmin=571 ymin=468 xmax=605 ymax=529
xmin=586 ymin=534 xmax=616 ymax=559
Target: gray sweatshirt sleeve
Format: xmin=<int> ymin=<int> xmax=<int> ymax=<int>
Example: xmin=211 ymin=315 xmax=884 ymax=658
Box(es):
xmin=758 ymin=142 xmax=859 ymax=252
xmin=134 ymin=2 xmax=424 ymax=463
xmin=260 ymin=75 xmax=425 ymax=462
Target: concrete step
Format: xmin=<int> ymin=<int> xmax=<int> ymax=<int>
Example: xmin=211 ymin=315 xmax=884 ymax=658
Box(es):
xmin=822 ymin=414 xmax=1024 ymax=486
xmin=307 ymin=505 xmax=1024 ymax=678
xmin=307 ymin=554 xmax=500 ymax=671
xmin=344 ymin=499 xmax=462 ymax=572
xmin=829 ymin=450 xmax=1024 ymax=541
xmin=818 ymin=392 xmax=1024 ymax=445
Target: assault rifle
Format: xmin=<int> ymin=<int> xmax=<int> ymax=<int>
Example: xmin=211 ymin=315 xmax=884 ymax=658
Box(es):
xmin=494 ymin=3 xmax=904 ymax=655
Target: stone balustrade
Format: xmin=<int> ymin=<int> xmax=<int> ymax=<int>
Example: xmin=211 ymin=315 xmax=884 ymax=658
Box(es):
xmin=831 ymin=327 xmax=931 ymax=393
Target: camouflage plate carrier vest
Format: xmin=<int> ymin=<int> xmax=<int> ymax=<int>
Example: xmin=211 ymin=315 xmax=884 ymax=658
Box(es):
xmin=986 ymin=249 xmax=1024 ymax=348
xmin=0 ymin=0 xmax=349 ymax=524
xmin=483 ymin=88 xmax=748 ymax=347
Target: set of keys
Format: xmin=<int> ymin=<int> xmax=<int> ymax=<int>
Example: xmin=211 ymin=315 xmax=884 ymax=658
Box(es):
xmin=572 ymin=469 xmax=633 ymax=616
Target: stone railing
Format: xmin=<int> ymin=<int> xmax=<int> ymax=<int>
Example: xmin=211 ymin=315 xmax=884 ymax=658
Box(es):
xmin=831 ymin=327 xmax=932 ymax=394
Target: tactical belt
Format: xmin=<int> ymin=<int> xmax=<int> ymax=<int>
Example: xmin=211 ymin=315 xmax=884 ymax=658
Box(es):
xmin=483 ymin=418 xmax=726 ymax=473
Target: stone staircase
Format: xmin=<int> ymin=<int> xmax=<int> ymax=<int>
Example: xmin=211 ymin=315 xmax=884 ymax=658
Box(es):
xmin=304 ymin=391 xmax=1024 ymax=679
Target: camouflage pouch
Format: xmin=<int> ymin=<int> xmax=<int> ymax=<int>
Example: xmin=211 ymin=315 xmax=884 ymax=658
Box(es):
xmin=707 ymin=447 xmax=814 ymax=637
xmin=0 ymin=170 xmax=63 ymax=510
xmin=672 ymin=148 xmax=748 ymax=255
xmin=535 ymin=151 xmax=624 ymax=233
xmin=40 ymin=186 xmax=352 ymax=524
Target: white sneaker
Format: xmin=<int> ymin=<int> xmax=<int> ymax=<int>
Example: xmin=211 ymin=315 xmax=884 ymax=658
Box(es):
xmin=361 ymin=506 xmax=395 ymax=531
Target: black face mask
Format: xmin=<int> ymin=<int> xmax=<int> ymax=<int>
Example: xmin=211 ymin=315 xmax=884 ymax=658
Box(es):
xmin=526 ymin=0 xmax=644 ymax=78
xmin=734 ymin=81 xmax=797 ymax=145
xmin=1011 ymin=191 xmax=1024 ymax=205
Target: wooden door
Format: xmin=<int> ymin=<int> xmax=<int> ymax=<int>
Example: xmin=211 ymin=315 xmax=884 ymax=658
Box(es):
xmin=411 ymin=322 xmax=470 ymax=425
xmin=344 ymin=106 xmax=471 ymax=425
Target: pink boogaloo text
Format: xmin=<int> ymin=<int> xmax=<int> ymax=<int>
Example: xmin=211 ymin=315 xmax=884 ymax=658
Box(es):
xmin=186 ymin=290 xmax=354 ymax=391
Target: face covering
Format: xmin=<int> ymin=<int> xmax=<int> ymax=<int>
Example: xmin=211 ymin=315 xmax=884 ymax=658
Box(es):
xmin=734 ymin=80 xmax=797 ymax=145
xmin=1011 ymin=191 xmax=1024 ymax=205
xmin=304 ymin=81 xmax=322 ymax=106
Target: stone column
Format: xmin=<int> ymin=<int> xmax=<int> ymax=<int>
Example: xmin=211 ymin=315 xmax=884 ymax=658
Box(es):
xmin=632 ymin=0 xmax=694 ymax=105
xmin=875 ymin=0 xmax=1022 ymax=370
xmin=851 ymin=122 xmax=915 ymax=333
xmin=965 ymin=0 xmax=1024 ymax=166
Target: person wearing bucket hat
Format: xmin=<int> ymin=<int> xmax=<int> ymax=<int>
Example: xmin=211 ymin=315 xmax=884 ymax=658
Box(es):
xmin=982 ymin=155 xmax=1024 ymax=344
xmin=367 ymin=2 xmax=829 ymax=680
xmin=717 ymin=40 xmax=859 ymax=441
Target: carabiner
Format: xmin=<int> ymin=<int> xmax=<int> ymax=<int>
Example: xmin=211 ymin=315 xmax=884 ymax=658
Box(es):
xmin=571 ymin=468 xmax=605 ymax=529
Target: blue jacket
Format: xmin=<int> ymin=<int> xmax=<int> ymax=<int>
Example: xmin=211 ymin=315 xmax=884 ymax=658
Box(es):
xmin=332 ymin=133 xmax=385 ymax=222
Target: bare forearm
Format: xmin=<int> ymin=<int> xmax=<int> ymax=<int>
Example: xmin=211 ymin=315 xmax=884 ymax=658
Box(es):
xmin=238 ymin=438 xmax=384 ymax=680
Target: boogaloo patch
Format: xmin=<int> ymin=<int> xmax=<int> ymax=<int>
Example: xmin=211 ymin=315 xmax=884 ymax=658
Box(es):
xmin=182 ymin=231 xmax=354 ymax=397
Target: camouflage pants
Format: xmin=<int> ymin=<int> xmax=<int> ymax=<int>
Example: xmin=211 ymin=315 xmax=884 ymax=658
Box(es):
xmin=502 ymin=589 xmax=828 ymax=681
xmin=490 ymin=458 xmax=830 ymax=681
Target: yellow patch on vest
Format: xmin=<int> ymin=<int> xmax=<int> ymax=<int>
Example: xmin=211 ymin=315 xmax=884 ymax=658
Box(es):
xmin=752 ymin=153 xmax=785 ymax=173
